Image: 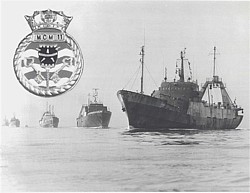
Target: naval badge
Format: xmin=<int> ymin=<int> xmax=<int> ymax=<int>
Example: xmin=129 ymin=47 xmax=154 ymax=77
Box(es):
xmin=13 ymin=9 xmax=84 ymax=97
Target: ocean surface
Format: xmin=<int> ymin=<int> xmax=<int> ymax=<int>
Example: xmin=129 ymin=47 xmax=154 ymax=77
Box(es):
xmin=1 ymin=126 xmax=249 ymax=192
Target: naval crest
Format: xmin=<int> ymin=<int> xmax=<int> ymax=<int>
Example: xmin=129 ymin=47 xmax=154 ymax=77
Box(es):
xmin=13 ymin=9 xmax=84 ymax=97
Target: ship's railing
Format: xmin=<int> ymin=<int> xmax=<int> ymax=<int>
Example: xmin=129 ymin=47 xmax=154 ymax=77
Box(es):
xmin=89 ymin=101 xmax=103 ymax=105
xmin=186 ymin=79 xmax=198 ymax=84
xmin=201 ymin=100 xmax=240 ymax=110
xmin=205 ymin=77 xmax=222 ymax=82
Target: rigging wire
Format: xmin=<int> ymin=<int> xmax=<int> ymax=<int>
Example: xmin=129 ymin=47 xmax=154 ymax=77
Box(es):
xmin=174 ymin=61 xmax=179 ymax=81
xmin=122 ymin=65 xmax=141 ymax=90
xmin=145 ymin=65 xmax=158 ymax=88
xmin=130 ymin=65 xmax=141 ymax=90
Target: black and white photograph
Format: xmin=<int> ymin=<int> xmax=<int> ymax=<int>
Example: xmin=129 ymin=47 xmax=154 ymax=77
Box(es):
xmin=1 ymin=0 xmax=249 ymax=192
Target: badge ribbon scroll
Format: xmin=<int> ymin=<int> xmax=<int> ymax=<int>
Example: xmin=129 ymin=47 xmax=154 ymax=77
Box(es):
xmin=13 ymin=9 xmax=84 ymax=97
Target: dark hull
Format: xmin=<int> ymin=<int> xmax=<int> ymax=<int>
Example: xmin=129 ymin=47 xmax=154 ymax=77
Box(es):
xmin=40 ymin=117 xmax=59 ymax=128
xmin=117 ymin=90 xmax=243 ymax=130
xmin=77 ymin=111 xmax=111 ymax=128
xmin=9 ymin=120 xmax=20 ymax=127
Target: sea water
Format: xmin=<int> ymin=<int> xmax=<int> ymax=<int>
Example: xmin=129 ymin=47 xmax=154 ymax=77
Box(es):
xmin=1 ymin=126 xmax=249 ymax=192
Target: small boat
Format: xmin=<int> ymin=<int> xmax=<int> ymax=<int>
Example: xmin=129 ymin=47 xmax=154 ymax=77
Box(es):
xmin=77 ymin=89 xmax=112 ymax=128
xmin=39 ymin=104 xmax=59 ymax=128
xmin=9 ymin=115 xmax=20 ymax=127
xmin=2 ymin=117 xmax=9 ymax=126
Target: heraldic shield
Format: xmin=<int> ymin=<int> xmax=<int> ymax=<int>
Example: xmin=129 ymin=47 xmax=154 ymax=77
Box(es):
xmin=13 ymin=9 xmax=84 ymax=97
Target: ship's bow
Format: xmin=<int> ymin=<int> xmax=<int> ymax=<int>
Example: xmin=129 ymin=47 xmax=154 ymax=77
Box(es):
xmin=117 ymin=90 xmax=191 ymax=130
xmin=117 ymin=90 xmax=127 ymax=113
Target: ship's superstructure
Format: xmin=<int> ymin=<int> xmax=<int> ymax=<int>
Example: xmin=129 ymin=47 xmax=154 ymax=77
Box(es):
xmin=117 ymin=46 xmax=243 ymax=130
xmin=39 ymin=104 xmax=59 ymax=128
xmin=77 ymin=89 xmax=111 ymax=128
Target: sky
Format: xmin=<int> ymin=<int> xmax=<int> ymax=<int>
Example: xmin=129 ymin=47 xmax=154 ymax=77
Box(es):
xmin=1 ymin=1 xmax=249 ymax=128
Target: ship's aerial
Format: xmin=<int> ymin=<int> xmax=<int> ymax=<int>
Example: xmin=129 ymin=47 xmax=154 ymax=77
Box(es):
xmin=117 ymin=46 xmax=243 ymax=130
xmin=77 ymin=89 xmax=112 ymax=128
xmin=39 ymin=103 xmax=59 ymax=128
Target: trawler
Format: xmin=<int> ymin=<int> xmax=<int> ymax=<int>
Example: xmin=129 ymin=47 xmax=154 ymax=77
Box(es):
xmin=77 ymin=89 xmax=112 ymax=128
xmin=39 ymin=104 xmax=59 ymax=128
xmin=9 ymin=115 xmax=20 ymax=127
xmin=117 ymin=46 xmax=243 ymax=130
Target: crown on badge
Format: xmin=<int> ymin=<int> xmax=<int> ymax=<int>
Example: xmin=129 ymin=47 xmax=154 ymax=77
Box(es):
xmin=25 ymin=9 xmax=73 ymax=31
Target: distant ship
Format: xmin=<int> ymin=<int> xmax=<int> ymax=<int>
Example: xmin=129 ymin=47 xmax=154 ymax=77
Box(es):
xmin=39 ymin=104 xmax=59 ymax=128
xmin=117 ymin=46 xmax=243 ymax=130
xmin=9 ymin=115 xmax=20 ymax=127
xmin=77 ymin=89 xmax=112 ymax=128
xmin=2 ymin=117 xmax=9 ymax=126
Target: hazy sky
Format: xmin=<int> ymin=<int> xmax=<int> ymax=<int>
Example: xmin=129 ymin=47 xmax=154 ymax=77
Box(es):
xmin=1 ymin=1 xmax=249 ymax=128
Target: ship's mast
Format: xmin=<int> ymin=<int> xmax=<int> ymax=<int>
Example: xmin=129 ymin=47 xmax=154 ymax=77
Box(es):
xmin=213 ymin=46 xmax=217 ymax=77
xmin=164 ymin=67 xmax=167 ymax=82
xmin=140 ymin=46 xmax=145 ymax=94
xmin=179 ymin=49 xmax=185 ymax=82
xmin=87 ymin=93 xmax=91 ymax=105
xmin=210 ymin=46 xmax=220 ymax=79
xmin=93 ymin=88 xmax=99 ymax=103
xmin=52 ymin=105 xmax=54 ymax=115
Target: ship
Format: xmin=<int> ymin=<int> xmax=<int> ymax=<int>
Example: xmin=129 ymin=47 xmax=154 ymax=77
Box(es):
xmin=39 ymin=104 xmax=59 ymax=128
xmin=2 ymin=117 xmax=9 ymax=126
xmin=9 ymin=115 xmax=20 ymax=127
xmin=117 ymin=46 xmax=243 ymax=130
xmin=77 ymin=89 xmax=112 ymax=128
